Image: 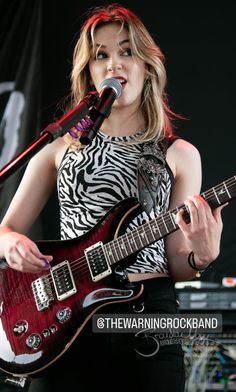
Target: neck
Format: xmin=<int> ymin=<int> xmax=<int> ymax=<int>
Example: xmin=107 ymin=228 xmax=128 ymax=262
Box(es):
xmin=101 ymin=107 xmax=145 ymax=137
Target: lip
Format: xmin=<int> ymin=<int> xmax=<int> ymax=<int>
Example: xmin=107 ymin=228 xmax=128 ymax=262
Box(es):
xmin=109 ymin=75 xmax=127 ymax=86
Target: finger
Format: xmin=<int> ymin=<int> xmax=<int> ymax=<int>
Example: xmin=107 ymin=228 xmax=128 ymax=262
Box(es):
xmin=7 ymin=247 xmax=45 ymax=273
xmin=39 ymin=257 xmax=52 ymax=269
xmin=31 ymin=249 xmax=53 ymax=269
xmin=196 ymin=194 xmax=212 ymax=211
xmin=187 ymin=195 xmax=214 ymax=226
xmin=176 ymin=208 xmax=189 ymax=231
xmin=30 ymin=243 xmax=53 ymax=262
xmin=15 ymin=241 xmax=50 ymax=269
xmin=184 ymin=196 xmax=200 ymax=226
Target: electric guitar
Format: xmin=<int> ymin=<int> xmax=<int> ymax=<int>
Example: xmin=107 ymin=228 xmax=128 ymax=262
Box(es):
xmin=0 ymin=175 xmax=235 ymax=377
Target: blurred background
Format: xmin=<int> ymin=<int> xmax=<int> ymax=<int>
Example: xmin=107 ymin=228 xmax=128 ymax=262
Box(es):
xmin=0 ymin=1 xmax=236 ymax=390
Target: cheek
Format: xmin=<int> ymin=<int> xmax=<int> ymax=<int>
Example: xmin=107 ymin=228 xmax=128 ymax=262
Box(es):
xmin=88 ymin=63 xmax=103 ymax=90
xmin=133 ymin=71 xmax=145 ymax=94
xmin=132 ymin=62 xmax=146 ymax=85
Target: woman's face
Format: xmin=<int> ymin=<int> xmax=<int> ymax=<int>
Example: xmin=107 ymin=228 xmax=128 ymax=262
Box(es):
xmin=88 ymin=23 xmax=146 ymax=110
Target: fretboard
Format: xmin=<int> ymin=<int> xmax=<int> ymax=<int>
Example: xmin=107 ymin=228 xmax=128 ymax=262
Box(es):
xmin=105 ymin=175 xmax=236 ymax=266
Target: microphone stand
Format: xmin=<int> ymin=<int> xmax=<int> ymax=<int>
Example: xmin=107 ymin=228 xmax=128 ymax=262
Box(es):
xmin=0 ymin=91 xmax=98 ymax=184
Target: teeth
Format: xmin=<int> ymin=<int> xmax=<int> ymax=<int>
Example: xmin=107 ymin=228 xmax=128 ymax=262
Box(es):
xmin=116 ymin=79 xmax=125 ymax=84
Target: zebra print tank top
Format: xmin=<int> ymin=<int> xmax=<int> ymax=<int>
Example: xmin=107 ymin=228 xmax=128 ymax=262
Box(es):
xmin=57 ymin=130 xmax=174 ymax=274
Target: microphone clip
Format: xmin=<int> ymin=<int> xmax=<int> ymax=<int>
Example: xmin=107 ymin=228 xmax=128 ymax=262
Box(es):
xmin=41 ymin=91 xmax=99 ymax=141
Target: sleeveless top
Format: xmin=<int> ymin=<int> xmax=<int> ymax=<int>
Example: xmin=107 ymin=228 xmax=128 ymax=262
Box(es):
xmin=57 ymin=130 xmax=175 ymax=275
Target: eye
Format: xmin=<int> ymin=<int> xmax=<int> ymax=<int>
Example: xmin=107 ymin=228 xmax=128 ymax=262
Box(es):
xmin=120 ymin=48 xmax=132 ymax=56
xmin=95 ymin=51 xmax=108 ymax=60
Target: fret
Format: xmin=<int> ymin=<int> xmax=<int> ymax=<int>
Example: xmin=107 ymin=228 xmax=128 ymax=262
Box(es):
xmin=110 ymin=241 xmax=120 ymax=263
xmin=105 ymin=242 xmax=116 ymax=264
xmin=161 ymin=215 xmax=169 ymax=234
xmin=223 ymin=181 xmax=231 ymax=198
xmin=202 ymin=191 xmax=206 ymax=200
xmin=215 ymin=183 xmax=231 ymax=204
xmin=120 ymin=236 xmax=129 ymax=256
xmin=112 ymin=241 xmax=120 ymax=261
xmin=175 ymin=206 xmax=181 ymax=214
xmin=137 ymin=227 xmax=146 ymax=248
xmin=168 ymin=211 xmax=178 ymax=230
xmin=154 ymin=219 xmax=162 ymax=237
xmin=124 ymin=232 xmax=135 ymax=254
xmin=203 ymin=189 xmax=217 ymax=206
xmin=147 ymin=221 xmax=156 ymax=242
xmin=213 ymin=187 xmax=220 ymax=205
xmin=131 ymin=228 xmax=144 ymax=250
xmin=140 ymin=226 xmax=149 ymax=244
xmin=116 ymin=238 xmax=125 ymax=260
xmin=164 ymin=213 xmax=173 ymax=233
xmin=129 ymin=230 xmax=139 ymax=251
xmin=144 ymin=225 xmax=155 ymax=244
xmin=227 ymin=176 xmax=236 ymax=199
xmin=149 ymin=221 xmax=161 ymax=241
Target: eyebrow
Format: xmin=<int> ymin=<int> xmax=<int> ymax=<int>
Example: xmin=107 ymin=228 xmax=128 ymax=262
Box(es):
xmin=95 ymin=39 xmax=130 ymax=48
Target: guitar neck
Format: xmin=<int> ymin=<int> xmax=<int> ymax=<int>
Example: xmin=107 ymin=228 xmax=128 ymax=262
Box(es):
xmin=105 ymin=175 xmax=236 ymax=265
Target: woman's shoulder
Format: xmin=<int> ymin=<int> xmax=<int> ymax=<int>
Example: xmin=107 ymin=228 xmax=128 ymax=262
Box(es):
xmin=166 ymin=137 xmax=201 ymax=178
xmin=168 ymin=137 xmax=200 ymax=157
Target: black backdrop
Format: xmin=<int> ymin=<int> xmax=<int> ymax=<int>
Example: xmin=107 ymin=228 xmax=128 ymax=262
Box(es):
xmin=3 ymin=1 xmax=236 ymax=283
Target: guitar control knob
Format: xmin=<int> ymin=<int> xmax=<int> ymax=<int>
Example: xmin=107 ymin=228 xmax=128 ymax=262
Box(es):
xmin=56 ymin=307 xmax=72 ymax=323
xmin=26 ymin=333 xmax=42 ymax=349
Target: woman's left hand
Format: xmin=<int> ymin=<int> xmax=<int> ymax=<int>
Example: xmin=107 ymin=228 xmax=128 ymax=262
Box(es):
xmin=176 ymin=195 xmax=227 ymax=268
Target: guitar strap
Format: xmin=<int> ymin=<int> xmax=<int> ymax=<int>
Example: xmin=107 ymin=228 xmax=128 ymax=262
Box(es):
xmin=137 ymin=136 xmax=177 ymax=215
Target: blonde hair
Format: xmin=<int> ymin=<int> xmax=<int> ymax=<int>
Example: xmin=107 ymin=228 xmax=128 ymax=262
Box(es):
xmin=68 ymin=3 xmax=177 ymax=148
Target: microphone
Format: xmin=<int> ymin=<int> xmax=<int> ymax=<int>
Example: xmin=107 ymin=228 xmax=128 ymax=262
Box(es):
xmin=95 ymin=77 xmax=122 ymax=117
xmin=80 ymin=77 xmax=122 ymax=145
xmin=41 ymin=91 xmax=98 ymax=141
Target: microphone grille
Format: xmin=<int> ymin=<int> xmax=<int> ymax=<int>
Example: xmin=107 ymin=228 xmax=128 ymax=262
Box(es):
xmin=99 ymin=77 xmax=122 ymax=98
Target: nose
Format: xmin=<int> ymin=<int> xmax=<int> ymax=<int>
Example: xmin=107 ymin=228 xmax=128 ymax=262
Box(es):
xmin=107 ymin=64 xmax=122 ymax=72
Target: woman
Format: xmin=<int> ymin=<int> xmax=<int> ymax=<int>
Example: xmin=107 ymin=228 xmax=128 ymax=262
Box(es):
xmin=0 ymin=4 xmax=225 ymax=391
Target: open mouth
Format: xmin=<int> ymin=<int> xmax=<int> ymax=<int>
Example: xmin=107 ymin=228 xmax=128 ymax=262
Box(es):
xmin=114 ymin=77 xmax=127 ymax=86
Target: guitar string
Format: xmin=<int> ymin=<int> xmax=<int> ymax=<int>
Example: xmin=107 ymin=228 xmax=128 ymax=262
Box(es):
xmin=41 ymin=181 xmax=236 ymax=285
xmin=42 ymin=203 xmax=185 ymax=284
xmin=13 ymin=180 xmax=236 ymax=302
xmin=6 ymin=211 xmax=178 ymax=304
xmin=40 ymin=181 xmax=236 ymax=290
xmin=3 ymin=180 xmax=235 ymax=304
xmin=20 ymin=209 xmax=176 ymax=303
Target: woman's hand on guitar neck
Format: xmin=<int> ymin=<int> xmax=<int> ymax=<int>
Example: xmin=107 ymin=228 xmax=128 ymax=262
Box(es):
xmin=176 ymin=194 xmax=227 ymax=268
xmin=2 ymin=231 xmax=53 ymax=273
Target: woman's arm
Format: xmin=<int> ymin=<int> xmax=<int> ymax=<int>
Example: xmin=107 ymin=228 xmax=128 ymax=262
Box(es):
xmin=165 ymin=139 xmax=225 ymax=282
xmin=0 ymin=138 xmax=66 ymax=272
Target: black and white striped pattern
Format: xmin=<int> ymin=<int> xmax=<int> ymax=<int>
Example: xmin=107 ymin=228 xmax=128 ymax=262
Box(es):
xmin=57 ymin=131 xmax=173 ymax=274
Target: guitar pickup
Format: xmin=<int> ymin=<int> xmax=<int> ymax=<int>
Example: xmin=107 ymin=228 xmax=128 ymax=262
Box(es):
xmin=85 ymin=241 xmax=112 ymax=282
xmin=51 ymin=260 xmax=77 ymax=301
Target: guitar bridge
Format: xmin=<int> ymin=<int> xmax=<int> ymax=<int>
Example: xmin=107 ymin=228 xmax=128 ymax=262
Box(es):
xmin=32 ymin=275 xmax=54 ymax=311
xmin=85 ymin=241 xmax=112 ymax=282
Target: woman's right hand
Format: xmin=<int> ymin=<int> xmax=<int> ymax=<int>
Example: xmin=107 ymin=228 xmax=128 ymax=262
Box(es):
xmin=2 ymin=232 xmax=53 ymax=273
